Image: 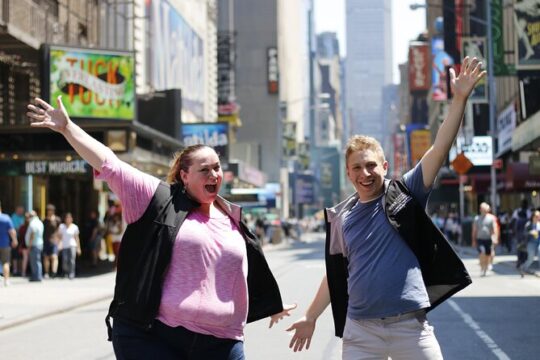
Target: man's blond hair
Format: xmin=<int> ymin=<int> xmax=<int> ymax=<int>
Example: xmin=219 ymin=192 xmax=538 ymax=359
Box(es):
xmin=345 ymin=135 xmax=385 ymax=164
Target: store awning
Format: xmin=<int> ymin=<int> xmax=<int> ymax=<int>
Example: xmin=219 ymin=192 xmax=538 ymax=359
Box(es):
xmin=512 ymin=110 xmax=540 ymax=152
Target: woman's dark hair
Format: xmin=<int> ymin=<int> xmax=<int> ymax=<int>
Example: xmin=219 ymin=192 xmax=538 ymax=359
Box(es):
xmin=166 ymin=144 xmax=215 ymax=184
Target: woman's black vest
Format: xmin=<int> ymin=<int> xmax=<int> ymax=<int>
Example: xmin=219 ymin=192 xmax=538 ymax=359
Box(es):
xmin=105 ymin=182 xmax=283 ymax=339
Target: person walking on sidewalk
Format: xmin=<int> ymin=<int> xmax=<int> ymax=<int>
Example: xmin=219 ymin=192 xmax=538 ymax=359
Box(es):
xmin=25 ymin=210 xmax=44 ymax=282
xmin=520 ymin=210 xmax=540 ymax=275
xmin=43 ymin=204 xmax=61 ymax=278
xmin=27 ymin=96 xmax=296 ymax=360
xmin=287 ymin=56 xmax=482 ymax=359
xmin=58 ymin=213 xmax=81 ymax=279
xmin=472 ymin=202 xmax=498 ymax=277
xmin=0 ymin=202 xmax=18 ymax=287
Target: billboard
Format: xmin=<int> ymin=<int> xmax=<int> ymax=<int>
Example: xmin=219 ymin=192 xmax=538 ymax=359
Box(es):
xmin=406 ymin=124 xmax=431 ymax=167
xmin=497 ymin=103 xmax=517 ymax=157
xmin=45 ymin=46 xmax=135 ymax=120
xmin=147 ymin=0 xmax=205 ymax=119
xmin=514 ymin=0 xmax=540 ymax=70
xmin=408 ymin=42 xmax=430 ymax=92
xmin=461 ymin=37 xmax=488 ymax=103
xmin=181 ymin=123 xmax=229 ymax=165
xmin=431 ymin=37 xmax=454 ymax=101
xmin=449 ymin=136 xmax=493 ymax=166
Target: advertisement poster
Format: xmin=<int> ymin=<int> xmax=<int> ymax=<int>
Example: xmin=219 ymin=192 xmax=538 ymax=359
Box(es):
xmin=514 ymin=0 xmax=540 ymax=70
xmin=181 ymin=123 xmax=229 ymax=165
xmin=406 ymin=124 xmax=431 ymax=168
xmin=148 ymin=0 xmax=205 ymax=120
xmin=431 ymin=37 xmax=454 ymax=101
xmin=461 ymin=37 xmax=488 ymax=103
xmin=48 ymin=46 xmax=135 ymax=120
xmin=408 ymin=42 xmax=430 ymax=92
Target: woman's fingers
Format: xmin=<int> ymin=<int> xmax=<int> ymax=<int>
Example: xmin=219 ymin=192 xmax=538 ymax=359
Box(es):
xmin=34 ymin=97 xmax=54 ymax=111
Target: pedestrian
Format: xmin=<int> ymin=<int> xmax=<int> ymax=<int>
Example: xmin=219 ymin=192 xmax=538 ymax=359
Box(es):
xmin=17 ymin=212 xmax=32 ymax=277
xmin=25 ymin=210 xmax=44 ymax=282
xmin=472 ymin=202 xmax=498 ymax=277
xmin=519 ymin=210 xmax=540 ymax=276
xmin=10 ymin=205 xmax=25 ymax=276
xmin=27 ymin=96 xmax=296 ymax=360
xmin=0 ymin=201 xmax=18 ymax=287
xmin=82 ymin=210 xmax=103 ymax=267
xmin=58 ymin=212 xmax=81 ymax=279
xmin=511 ymin=199 xmax=531 ymax=254
xmin=287 ymin=56 xmax=483 ymax=359
xmin=108 ymin=212 xmax=123 ymax=268
xmin=43 ymin=204 xmax=61 ymax=278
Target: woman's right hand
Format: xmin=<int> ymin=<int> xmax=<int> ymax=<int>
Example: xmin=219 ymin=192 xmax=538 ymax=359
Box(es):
xmin=27 ymin=96 xmax=70 ymax=133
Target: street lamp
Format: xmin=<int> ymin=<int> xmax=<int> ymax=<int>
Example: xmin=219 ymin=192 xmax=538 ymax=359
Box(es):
xmin=410 ymin=2 xmax=498 ymax=213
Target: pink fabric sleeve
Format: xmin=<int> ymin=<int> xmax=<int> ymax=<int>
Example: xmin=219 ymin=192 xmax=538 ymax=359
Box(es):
xmin=94 ymin=154 xmax=160 ymax=224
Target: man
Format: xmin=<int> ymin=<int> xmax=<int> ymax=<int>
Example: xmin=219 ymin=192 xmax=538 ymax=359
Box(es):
xmin=287 ymin=57 xmax=484 ymax=359
xmin=472 ymin=203 xmax=498 ymax=277
xmin=25 ymin=210 xmax=44 ymax=282
xmin=43 ymin=204 xmax=61 ymax=278
xmin=0 ymin=202 xmax=18 ymax=287
xmin=10 ymin=205 xmax=25 ymax=276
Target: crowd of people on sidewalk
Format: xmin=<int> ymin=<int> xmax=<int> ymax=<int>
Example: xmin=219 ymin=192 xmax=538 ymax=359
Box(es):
xmin=0 ymin=201 xmax=125 ymax=286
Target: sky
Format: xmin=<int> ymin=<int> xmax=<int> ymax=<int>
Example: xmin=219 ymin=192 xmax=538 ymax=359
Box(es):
xmin=314 ymin=0 xmax=427 ymax=84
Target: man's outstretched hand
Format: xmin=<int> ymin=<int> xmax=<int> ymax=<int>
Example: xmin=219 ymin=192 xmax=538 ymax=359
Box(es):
xmin=450 ymin=56 xmax=487 ymax=101
xmin=286 ymin=316 xmax=316 ymax=352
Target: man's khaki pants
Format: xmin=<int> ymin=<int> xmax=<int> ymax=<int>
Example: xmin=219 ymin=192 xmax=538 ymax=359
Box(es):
xmin=342 ymin=312 xmax=443 ymax=360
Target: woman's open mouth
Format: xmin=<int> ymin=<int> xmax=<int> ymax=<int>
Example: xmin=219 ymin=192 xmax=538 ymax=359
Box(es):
xmin=205 ymin=184 xmax=217 ymax=193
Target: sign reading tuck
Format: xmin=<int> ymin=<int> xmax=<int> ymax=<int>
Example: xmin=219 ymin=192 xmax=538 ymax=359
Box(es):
xmin=45 ymin=45 xmax=135 ymax=120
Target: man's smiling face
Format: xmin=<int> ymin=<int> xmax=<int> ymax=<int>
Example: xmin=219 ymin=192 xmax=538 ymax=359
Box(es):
xmin=346 ymin=149 xmax=388 ymax=202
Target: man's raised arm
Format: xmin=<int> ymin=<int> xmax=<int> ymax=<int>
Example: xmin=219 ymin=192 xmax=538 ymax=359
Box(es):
xmin=420 ymin=57 xmax=486 ymax=188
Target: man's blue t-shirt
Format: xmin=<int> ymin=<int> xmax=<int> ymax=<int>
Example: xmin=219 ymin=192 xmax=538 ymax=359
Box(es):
xmin=0 ymin=213 xmax=15 ymax=248
xmin=342 ymin=164 xmax=431 ymax=319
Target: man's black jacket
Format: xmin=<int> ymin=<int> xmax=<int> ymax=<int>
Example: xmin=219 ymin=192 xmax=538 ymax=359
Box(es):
xmin=105 ymin=182 xmax=283 ymax=339
xmin=325 ymin=179 xmax=472 ymax=337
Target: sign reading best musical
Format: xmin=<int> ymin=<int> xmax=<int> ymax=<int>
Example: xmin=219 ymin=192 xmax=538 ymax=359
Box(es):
xmin=45 ymin=45 xmax=135 ymax=120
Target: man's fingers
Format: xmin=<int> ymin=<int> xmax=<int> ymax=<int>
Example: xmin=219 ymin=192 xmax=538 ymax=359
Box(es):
xmin=461 ymin=56 xmax=470 ymax=74
xmin=471 ymin=61 xmax=483 ymax=76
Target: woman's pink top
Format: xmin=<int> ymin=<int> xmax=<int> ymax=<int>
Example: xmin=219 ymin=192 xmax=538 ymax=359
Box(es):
xmin=95 ymin=154 xmax=249 ymax=340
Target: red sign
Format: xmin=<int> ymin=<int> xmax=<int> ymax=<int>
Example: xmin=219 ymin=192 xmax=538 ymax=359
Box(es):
xmin=493 ymin=159 xmax=503 ymax=170
xmin=452 ymin=152 xmax=474 ymax=175
xmin=408 ymin=42 xmax=430 ymax=92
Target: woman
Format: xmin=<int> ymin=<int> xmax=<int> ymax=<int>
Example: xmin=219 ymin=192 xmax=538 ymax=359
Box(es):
xmin=27 ymin=97 xmax=294 ymax=359
xmin=520 ymin=210 xmax=540 ymax=275
xmin=58 ymin=212 xmax=81 ymax=279
xmin=17 ymin=212 xmax=31 ymax=278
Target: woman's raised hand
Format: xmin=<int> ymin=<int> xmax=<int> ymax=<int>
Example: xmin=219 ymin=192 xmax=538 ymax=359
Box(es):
xmin=27 ymin=96 xmax=70 ymax=133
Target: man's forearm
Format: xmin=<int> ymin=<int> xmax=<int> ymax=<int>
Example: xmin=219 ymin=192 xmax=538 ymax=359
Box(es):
xmin=305 ymin=276 xmax=331 ymax=321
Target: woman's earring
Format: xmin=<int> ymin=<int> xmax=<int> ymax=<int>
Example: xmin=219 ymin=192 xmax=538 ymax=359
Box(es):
xmin=182 ymin=184 xmax=187 ymax=194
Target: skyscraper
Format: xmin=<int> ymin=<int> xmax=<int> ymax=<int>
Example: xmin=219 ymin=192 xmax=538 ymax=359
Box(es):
xmin=346 ymin=0 xmax=393 ymax=142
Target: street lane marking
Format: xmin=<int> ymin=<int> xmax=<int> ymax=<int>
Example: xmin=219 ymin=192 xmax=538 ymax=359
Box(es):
xmin=448 ymin=300 xmax=511 ymax=360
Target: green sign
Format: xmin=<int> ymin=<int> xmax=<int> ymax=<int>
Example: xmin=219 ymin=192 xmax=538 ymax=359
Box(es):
xmin=491 ymin=0 xmax=515 ymax=76
xmin=49 ymin=46 xmax=135 ymax=120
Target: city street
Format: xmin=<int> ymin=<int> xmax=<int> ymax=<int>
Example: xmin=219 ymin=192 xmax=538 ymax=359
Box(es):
xmin=1 ymin=233 xmax=539 ymax=359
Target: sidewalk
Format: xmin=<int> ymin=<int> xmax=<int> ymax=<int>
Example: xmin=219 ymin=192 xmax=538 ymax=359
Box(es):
xmin=0 ymin=266 xmax=116 ymax=331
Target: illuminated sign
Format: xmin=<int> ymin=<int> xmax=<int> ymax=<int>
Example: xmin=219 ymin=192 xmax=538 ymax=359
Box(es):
xmin=267 ymin=47 xmax=279 ymax=94
xmin=181 ymin=123 xmax=229 ymax=165
xmin=25 ymin=160 xmax=90 ymax=175
xmin=47 ymin=46 xmax=135 ymax=120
